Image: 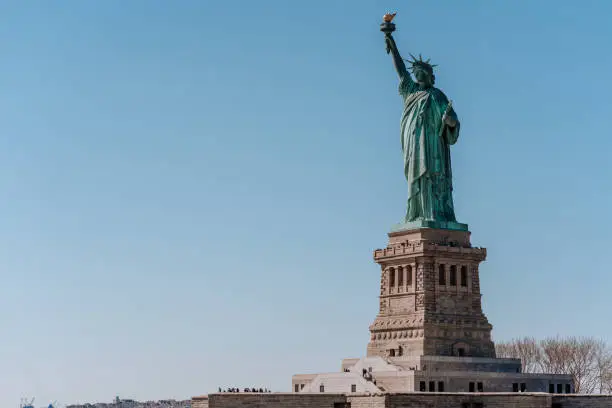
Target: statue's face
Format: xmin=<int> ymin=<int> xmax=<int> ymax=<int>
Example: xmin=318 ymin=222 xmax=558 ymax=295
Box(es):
xmin=414 ymin=67 xmax=433 ymax=88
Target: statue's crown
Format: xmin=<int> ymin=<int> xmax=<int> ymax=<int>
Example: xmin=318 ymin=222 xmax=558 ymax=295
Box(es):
xmin=406 ymin=53 xmax=437 ymax=74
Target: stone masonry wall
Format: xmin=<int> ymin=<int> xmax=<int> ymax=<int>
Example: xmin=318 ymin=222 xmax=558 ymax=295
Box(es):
xmin=207 ymin=393 xmax=346 ymax=408
xmin=200 ymin=393 xmax=612 ymax=408
xmin=192 ymin=396 xmax=208 ymax=408
xmin=551 ymin=394 xmax=612 ymax=407
xmin=388 ymin=392 xmax=551 ymax=408
xmin=346 ymin=395 xmax=386 ymax=408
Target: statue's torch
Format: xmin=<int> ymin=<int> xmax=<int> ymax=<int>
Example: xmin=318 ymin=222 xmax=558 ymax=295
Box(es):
xmin=380 ymin=12 xmax=397 ymax=34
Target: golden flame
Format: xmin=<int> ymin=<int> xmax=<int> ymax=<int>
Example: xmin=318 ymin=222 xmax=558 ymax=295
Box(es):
xmin=383 ymin=13 xmax=396 ymax=23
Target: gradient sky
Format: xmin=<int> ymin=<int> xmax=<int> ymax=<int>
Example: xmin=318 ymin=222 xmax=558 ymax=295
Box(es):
xmin=1 ymin=1 xmax=611 ymax=406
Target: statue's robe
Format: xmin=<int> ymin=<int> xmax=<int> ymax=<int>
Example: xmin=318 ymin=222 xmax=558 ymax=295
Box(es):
xmin=399 ymin=73 xmax=460 ymax=222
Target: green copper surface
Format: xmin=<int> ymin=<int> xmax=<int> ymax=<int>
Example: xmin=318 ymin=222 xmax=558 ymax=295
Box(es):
xmin=381 ymin=20 xmax=465 ymax=230
xmin=390 ymin=220 xmax=468 ymax=233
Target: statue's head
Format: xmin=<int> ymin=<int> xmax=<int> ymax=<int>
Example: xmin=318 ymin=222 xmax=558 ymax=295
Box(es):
xmin=407 ymin=54 xmax=436 ymax=88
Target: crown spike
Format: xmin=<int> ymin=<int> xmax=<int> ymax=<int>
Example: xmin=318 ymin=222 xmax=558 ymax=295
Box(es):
xmin=405 ymin=52 xmax=437 ymax=73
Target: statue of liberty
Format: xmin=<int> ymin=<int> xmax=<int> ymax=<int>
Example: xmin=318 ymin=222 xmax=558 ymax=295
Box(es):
xmin=381 ymin=14 xmax=466 ymax=230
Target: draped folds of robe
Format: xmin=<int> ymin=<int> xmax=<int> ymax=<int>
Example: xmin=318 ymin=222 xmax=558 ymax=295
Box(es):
xmin=399 ymin=73 xmax=460 ymax=223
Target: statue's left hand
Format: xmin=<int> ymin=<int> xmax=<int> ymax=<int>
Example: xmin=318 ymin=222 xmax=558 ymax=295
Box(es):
xmin=442 ymin=112 xmax=457 ymax=128
xmin=442 ymin=101 xmax=457 ymax=127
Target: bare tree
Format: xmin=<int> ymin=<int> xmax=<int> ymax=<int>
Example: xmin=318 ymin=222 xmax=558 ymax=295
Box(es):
xmin=495 ymin=337 xmax=541 ymax=373
xmin=538 ymin=337 xmax=571 ymax=375
xmin=595 ymin=340 xmax=612 ymax=394
xmin=601 ymin=369 xmax=612 ymax=394
xmin=516 ymin=337 xmax=542 ymax=373
xmin=495 ymin=340 xmax=516 ymax=359
xmin=567 ymin=337 xmax=600 ymax=393
xmin=496 ymin=335 xmax=612 ymax=394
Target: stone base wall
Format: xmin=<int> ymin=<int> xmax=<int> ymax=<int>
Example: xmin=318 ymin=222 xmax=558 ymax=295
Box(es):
xmin=388 ymin=392 xmax=550 ymax=408
xmin=346 ymin=395 xmax=386 ymax=408
xmin=551 ymin=395 xmax=612 ymax=407
xmin=192 ymin=396 xmax=208 ymax=408
xmin=207 ymin=393 xmax=346 ymax=408
xmin=201 ymin=392 xmax=612 ymax=408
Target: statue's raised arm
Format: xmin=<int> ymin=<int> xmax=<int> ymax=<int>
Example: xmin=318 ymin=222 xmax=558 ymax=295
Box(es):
xmin=384 ymin=33 xmax=409 ymax=80
xmin=380 ymin=14 xmax=410 ymax=81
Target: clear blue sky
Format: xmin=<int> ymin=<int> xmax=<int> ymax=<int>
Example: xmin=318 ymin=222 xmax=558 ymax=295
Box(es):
xmin=1 ymin=0 xmax=611 ymax=405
